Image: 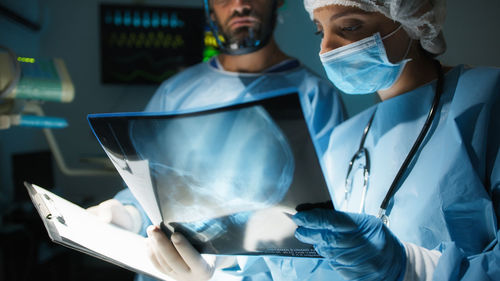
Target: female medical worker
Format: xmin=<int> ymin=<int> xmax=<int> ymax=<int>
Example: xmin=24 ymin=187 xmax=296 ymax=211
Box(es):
xmin=292 ymin=0 xmax=500 ymax=280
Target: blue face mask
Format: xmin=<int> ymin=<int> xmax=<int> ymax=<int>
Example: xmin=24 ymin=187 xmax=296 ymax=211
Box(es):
xmin=320 ymin=26 xmax=411 ymax=95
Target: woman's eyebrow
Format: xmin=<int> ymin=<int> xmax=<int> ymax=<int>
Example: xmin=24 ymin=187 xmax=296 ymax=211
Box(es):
xmin=329 ymin=10 xmax=370 ymax=21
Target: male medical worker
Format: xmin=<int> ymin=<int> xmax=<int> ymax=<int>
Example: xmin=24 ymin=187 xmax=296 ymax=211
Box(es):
xmin=88 ymin=0 xmax=344 ymax=280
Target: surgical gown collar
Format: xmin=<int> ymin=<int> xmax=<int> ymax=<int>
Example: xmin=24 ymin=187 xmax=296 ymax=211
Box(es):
xmin=207 ymin=57 xmax=302 ymax=76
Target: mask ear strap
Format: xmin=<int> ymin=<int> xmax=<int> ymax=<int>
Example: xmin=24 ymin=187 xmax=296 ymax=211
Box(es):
xmin=401 ymin=38 xmax=413 ymax=60
xmin=382 ymin=24 xmax=413 ymax=62
xmin=382 ymin=24 xmax=403 ymax=40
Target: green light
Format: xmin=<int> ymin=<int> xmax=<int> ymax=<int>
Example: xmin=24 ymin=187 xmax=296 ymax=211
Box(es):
xmin=17 ymin=57 xmax=36 ymax=63
xmin=203 ymin=47 xmax=219 ymax=61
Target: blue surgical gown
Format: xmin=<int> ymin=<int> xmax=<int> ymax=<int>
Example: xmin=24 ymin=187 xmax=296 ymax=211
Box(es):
xmin=323 ymin=65 xmax=500 ymax=280
xmin=114 ymin=57 xmax=345 ymax=281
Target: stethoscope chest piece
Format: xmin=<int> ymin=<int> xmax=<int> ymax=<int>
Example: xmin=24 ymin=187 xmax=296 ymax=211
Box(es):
xmin=379 ymin=213 xmax=390 ymax=226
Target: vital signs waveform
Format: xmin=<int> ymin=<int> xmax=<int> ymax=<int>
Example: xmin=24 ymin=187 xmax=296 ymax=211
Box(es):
xmin=108 ymin=51 xmax=183 ymax=67
xmin=110 ymin=69 xmax=178 ymax=83
xmin=106 ymin=31 xmax=185 ymax=49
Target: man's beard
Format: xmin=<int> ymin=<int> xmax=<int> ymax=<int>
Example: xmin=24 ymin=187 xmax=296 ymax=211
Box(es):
xmin=226 ymin=25 xmax=262 ymax=45
xmin=219 ymin=9 xmax=266 ymax=45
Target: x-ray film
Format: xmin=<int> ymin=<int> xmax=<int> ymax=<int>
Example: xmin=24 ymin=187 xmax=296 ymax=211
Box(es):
xmin=88 ymin=93 xmax=332 ymax=257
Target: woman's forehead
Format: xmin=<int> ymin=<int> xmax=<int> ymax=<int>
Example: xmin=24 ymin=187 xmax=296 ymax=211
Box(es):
xmin=313 ymin=5 xmax=381 ymax=22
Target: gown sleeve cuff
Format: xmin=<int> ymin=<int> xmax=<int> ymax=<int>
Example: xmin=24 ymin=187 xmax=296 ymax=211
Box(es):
xmin=402 ymin=242 xmax=442 ymax=281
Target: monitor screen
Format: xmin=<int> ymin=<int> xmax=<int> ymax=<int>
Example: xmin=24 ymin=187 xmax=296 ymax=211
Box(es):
xmin=100 ymin=4 xmax=206 ymax=84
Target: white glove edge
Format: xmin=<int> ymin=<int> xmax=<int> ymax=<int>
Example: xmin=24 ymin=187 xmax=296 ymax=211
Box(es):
xmin=402 ymin=242 xmax=442 ymax=281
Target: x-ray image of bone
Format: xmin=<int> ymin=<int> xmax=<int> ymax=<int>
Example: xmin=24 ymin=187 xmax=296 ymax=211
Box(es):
xmin=129 ymin=105 xmax=295 ymax=225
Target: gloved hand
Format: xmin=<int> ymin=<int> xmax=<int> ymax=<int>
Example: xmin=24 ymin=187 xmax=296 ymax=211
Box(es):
xmin=292 ymin=209 xmax=406 ymax=281
xmin=147 ymin=225 xmax=235 ymax=281
xmin=87 ymin=199 xmax=142 ymax=233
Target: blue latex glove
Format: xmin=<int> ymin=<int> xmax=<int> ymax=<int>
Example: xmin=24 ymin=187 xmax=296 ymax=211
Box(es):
xmin=292 ymin=209 xmax=406 ymax=281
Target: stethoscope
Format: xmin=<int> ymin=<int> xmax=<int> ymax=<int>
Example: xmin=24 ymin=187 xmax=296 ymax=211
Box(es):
xmin=344 ymin=60 xmax=444 ymax=226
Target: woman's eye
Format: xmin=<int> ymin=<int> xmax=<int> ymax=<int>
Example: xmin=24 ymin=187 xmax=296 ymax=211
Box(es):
xmin=341 ymin=25 xmax=361 ymax=32
xmin=314 ymin=30 xmax=324 ymax=37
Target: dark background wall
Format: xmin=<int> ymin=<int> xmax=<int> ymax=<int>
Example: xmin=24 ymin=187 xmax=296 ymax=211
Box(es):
xmin=0 ymin=0 xmax=499 ymax=280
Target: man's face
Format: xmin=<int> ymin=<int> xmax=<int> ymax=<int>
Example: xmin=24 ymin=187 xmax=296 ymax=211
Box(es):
xmin=209 ymin=0 xmax=274 ymax=45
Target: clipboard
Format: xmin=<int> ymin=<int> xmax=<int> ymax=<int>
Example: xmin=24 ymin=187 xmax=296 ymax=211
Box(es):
xmin=25 ymin=181 xmax=174 ymax=281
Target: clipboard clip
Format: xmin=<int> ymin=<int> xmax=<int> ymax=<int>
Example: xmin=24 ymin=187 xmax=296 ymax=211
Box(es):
xmin=41 ymin=193 xmax=67 ymax=226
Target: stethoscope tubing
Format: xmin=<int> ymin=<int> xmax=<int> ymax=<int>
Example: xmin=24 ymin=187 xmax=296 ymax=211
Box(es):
xmin=345 ymin=60 xmax=445 ymax=223
xmin=379 ymin=59 xmax=444 ymax=212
